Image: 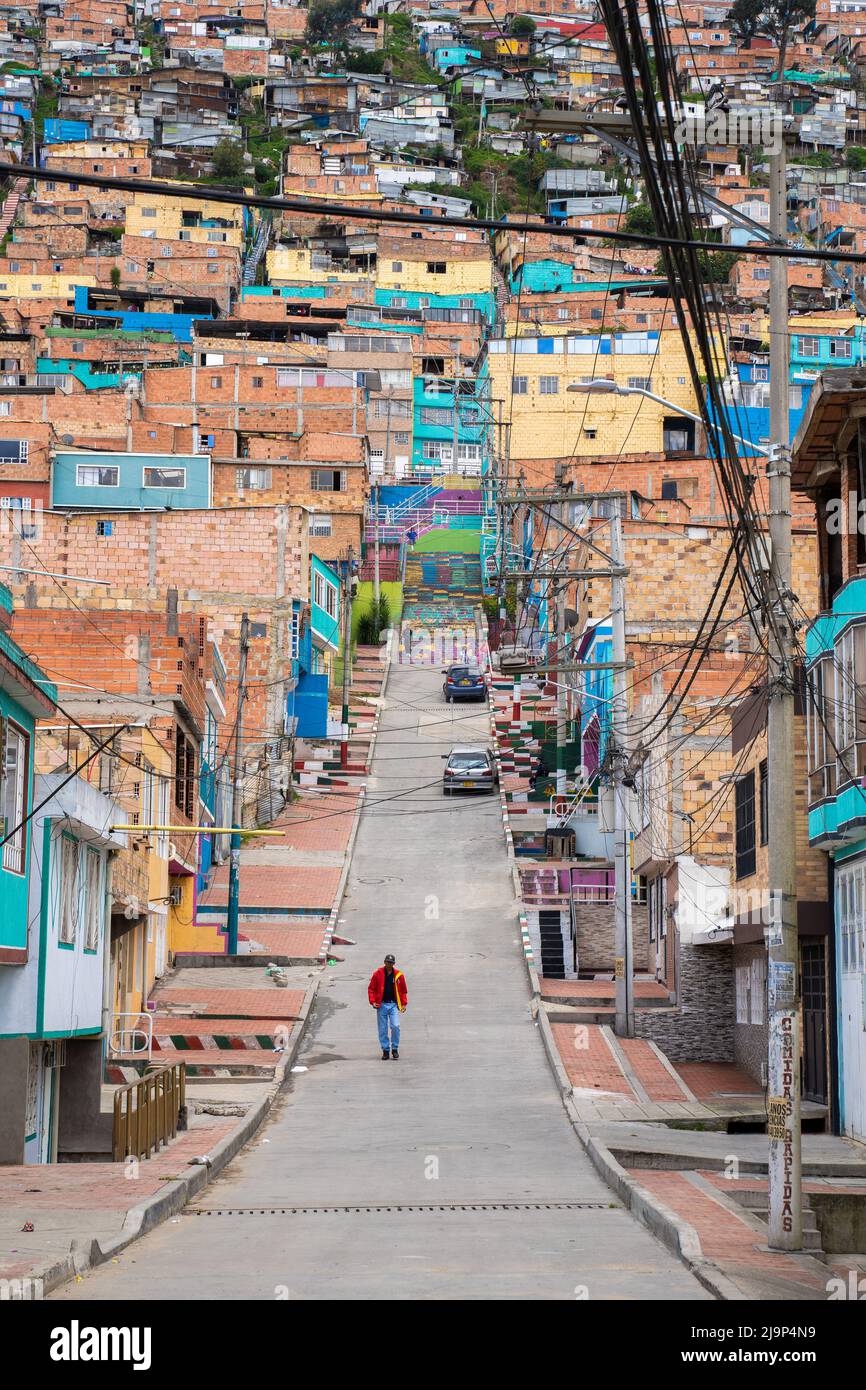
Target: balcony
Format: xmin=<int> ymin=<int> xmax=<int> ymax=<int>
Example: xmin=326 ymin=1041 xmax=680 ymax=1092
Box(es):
xmin=806 ymin=578 xmax=866 ymax=846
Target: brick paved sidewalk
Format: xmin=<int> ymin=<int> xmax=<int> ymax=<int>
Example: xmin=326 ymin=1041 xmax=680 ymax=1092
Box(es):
xmin=0 ymin=1116 xmax=237 ymax=1286
xmin=633 ymin=1170 xmax=833 ymax=1300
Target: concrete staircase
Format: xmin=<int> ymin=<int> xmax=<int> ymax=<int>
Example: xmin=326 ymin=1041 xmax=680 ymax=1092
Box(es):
xmin=733 ymin=1189 xmax=826 ymax=1258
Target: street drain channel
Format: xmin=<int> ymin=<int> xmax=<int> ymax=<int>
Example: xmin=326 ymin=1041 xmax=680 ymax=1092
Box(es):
xmin=184 ymin=1201 xmax=618 ymax=1216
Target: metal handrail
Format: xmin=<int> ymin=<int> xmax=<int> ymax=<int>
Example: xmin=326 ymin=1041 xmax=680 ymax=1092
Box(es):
xmin=112 ymin=1062 xmax=187 ymax=1162
xmin=109 ymin=1012 xmax=153 ymax=1061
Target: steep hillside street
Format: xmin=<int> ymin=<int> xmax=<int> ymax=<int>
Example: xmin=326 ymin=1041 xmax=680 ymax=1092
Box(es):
xmin=51 ymin=666 xmax=707 ymax=1300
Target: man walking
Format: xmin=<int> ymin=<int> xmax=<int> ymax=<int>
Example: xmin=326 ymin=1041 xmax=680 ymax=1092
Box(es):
xmin=368 ymin=953 xmax=407 ymax=1059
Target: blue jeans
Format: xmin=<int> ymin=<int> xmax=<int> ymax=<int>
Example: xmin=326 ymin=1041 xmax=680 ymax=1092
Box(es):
xmin=377 ymin=1002 xmax=401 ymax=1052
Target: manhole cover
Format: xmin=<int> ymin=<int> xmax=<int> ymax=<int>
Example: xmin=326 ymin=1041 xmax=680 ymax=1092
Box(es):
xmin=356 ymin=875 xmax=404 ymax=885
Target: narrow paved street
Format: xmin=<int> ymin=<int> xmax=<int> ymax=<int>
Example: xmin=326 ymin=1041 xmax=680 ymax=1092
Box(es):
xmin=54 ymin=667 xmax=706 ymax=1300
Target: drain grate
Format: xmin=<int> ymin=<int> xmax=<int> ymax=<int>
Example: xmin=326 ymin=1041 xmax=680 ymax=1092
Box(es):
xmin=184 ymin=1201 xmax=617 ymax=1216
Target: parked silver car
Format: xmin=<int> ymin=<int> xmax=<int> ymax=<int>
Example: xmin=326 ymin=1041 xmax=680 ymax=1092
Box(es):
xmin=442 ymin=745 xmax=498 ymax=795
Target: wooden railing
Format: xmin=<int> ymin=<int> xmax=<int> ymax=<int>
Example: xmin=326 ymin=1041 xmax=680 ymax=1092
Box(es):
xmin=112 ymin=1063 xmax=187 ymax=1162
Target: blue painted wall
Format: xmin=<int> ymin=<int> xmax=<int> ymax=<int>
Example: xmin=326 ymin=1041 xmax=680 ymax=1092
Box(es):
xmin=374 ymin=288 xmax=494 ymax=326
xmin=51 ymin=451 xmax=211 ymax=510
xmin=311 ymin=554 xmax=341 ymax=650
xmin=72 ymin=286 xmax=211 ymax=342
xmin=0 ymin=597 xmax=56 ymax=955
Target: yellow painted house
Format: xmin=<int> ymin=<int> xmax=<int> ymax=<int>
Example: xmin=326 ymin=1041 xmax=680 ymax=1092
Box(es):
xmin=487 ymin=329 xmax=714 ymax=458
xmin=376 ymin=251 xmax=492 ymax=297
xmin=266 ymin=245 xmax=370 ymax=285
xmin=0 ymin=273 xmax=96 ymax=299
xmin=126 ymin=192 xmax=246 ymax=248
xmin=110 ymin=726 xmax=222 ymax=1027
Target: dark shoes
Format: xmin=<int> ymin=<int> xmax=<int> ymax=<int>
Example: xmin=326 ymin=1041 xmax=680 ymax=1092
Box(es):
xmin=391 ymin=1049 xmax=399 ymax=1059
xmin=381 ymin=1050 xmax=390 ymax=1060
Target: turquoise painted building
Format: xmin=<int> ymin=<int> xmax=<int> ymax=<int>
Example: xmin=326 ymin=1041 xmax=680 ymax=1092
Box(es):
xmin=430 ymin=45 xmax=481 ymax=73
xmin=804 ymin=576 xmax=866 ymax=849
xmin=510 ymin=260 xmax=668 ymax=296
xmin=412 ymin=370 xmax=489 ymax=475
xmin=375 ymin=288 xmax=495 ymax=327
xmin=311 ymin=554 xmax=341 ymax=654
xmin=51 ymin=450 xmax=211 ymax=511
xmin=0 ymin=584 xmax=57 ymax=961
xmin=790 ymin=326 xmax=866 ymax=374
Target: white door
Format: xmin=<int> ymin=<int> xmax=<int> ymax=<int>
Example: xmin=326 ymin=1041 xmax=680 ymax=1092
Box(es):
xmin=153 ymin=911 xmax=168 ymax=979
xmin=836 ymin=860 xmax=866 ymax=1141
xmin=24 ymin=1043 xmax=51 ymax=1164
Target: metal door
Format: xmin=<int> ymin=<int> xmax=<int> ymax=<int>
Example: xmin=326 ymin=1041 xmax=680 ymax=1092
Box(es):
xmin=800 ymin=940 xmax=827 ymax=1105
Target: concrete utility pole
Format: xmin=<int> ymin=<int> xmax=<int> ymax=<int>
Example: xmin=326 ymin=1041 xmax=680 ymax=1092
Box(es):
xmin=340 ymin=547 xmax=354 ymax=770
xmin=766 ymin=128 xmax=802 ymax=1251
xmin=555 ymin=498 xmax=568 ymax=796
xmin=373 ymin=479 xmax=381 ymax=613
xmin=610 ymin=509 xmax=634 ymax=1037
xmin=227 ymin=612 xmax=250 ymax=956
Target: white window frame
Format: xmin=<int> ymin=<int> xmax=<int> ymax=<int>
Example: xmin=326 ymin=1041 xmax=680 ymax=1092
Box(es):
xmin=76 ymin=464 xmax=119 ymax=487
xmin=236 ymin=466 xmax=272 ymax=491
xmin=58 ymin=834 xmax=80 ymax=944
xmin=142 ymin=466 xmax=186 ymax=489
xmin=84 ymin=848 xmax=102 ymax=952
xmin=2 ymin=721 xmax=28 ymax=875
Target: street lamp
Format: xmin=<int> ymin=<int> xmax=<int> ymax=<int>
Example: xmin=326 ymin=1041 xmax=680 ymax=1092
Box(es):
xmin=566 ymin=378 xmax=771 ymax=458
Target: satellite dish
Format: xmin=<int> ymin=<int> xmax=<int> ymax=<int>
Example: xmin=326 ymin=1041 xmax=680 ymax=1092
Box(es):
xmin=61 ymin=434 xmax=74 ymax=444
xmin=564 ymin=608 xmax=579 ymax=629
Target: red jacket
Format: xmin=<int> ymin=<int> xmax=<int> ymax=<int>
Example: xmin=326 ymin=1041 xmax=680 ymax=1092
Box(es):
xmin=368 ymin=966 xmax=408 ymax=1012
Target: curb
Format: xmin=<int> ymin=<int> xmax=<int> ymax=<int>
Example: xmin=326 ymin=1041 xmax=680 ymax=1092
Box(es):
xmin=487 ymin=668 xmax=739 ymax=1303
xmin=318 ymin=629 xmax=392 ymax=964
xmin=22 ymin=979 xmax=319 ymax=1300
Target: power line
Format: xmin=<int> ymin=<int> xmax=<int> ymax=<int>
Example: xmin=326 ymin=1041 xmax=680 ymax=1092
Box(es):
xmin=4 ymin=160 xmax=866 ymax=263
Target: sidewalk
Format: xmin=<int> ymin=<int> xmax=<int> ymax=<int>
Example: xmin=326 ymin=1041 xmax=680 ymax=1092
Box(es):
xmin=0 ymin=638 xmax=391 ymax=1298
xmin=487 ymin=662 xmax=866 ymax=1302
xmin=0 ymin=973 xmax=316 ymax=1296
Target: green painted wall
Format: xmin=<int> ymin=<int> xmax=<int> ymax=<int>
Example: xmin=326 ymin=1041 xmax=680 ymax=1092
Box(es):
xmin=412 ymin=529 xmax=481 ymax=554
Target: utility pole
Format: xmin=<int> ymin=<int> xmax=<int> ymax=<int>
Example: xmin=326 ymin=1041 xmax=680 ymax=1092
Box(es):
xmin=373 ymin=478 xmax=381 ymax=613
xmin=555 ymin=497 xmax=568 ymax=796
xmin=610 ymin=507 xmax=634 ymax=1037
xmin=227 ymin=612 xmax=249 ymax=956
xmin=766 ymin=123 xmax=802 ymax=1251
xmin=452 ymin=361 xmax=461 ymax=475
xmin=340 ymin=547 xmax=354 ymax=770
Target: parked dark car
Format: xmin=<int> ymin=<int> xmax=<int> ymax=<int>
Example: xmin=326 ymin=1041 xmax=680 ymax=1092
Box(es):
xmin=442 ymin=746 xmax=498 ymax=795
xmin=443 ymin=663 xmax=486 ymax=702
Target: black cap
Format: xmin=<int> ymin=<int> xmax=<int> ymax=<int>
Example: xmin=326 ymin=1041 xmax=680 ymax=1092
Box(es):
xmin=384 ymin=954 xmax=395 ymax=964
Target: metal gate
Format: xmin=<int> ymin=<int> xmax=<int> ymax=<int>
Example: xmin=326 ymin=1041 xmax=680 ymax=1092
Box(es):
xmin=801 ymin=940 xmax=827 ymax=1105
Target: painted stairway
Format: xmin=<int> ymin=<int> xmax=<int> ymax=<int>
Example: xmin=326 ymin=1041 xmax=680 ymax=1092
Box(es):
xmin=400 ymin=546 xmax=484 ymax=666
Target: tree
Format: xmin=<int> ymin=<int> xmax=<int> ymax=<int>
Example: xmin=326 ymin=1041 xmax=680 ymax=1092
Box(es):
xmin=510 ymin=16 xmax=536 ymax=37
xmin=727 ymin=0 xmax=817 ymax=78
xmin=846 ymin=146 xmax=866 ymax=171
xmin=110 ymin=265 xmax=121 ymax=289
xmin=697 ymin=248 xmax=738 ymax=284
xmin=306 ymin=0 xmax=359 ymax=54
xmin=624 ymin=202 xmax=656 ymax=235
xmin=211 ymin=137 xmax=244 ymax=181
xmin=728 ymin=0 xmax=763 ymax=43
